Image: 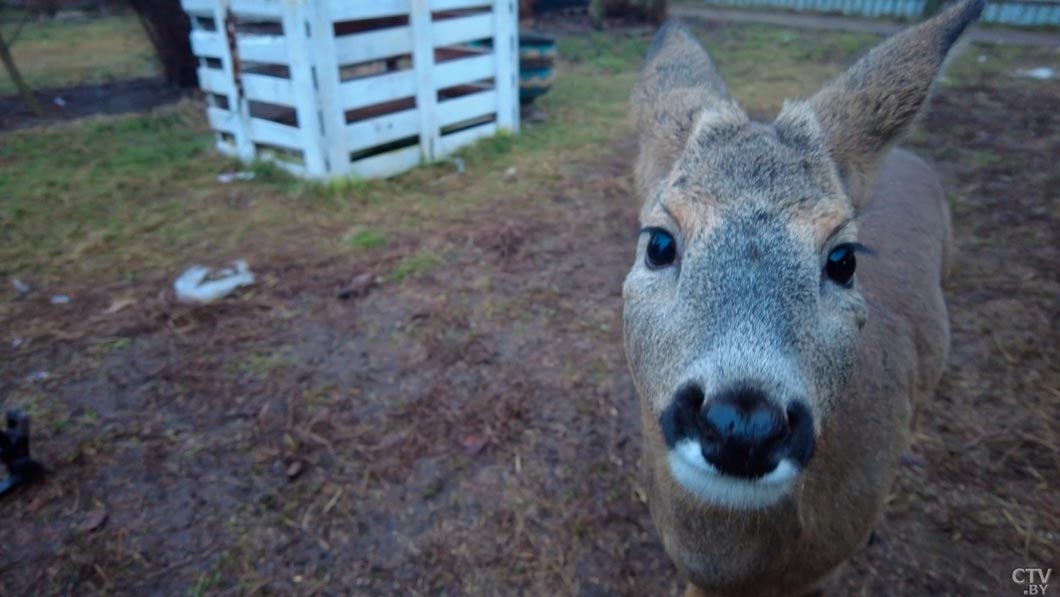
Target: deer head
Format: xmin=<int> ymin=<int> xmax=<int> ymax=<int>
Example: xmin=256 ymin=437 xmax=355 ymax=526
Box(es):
xmin=625 ymin=0 xmax=983 ymax=509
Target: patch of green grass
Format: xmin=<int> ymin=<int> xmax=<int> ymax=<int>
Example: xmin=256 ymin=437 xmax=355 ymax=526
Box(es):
xmin=345 ymin=228 xmax=388 ymax=250
xmin=965 ymin=150 xmax=1004 ymax=169
xmin=0 ymin=103 xmax=225 ymax=281
xmin=1 ymin=13 xmax=157 ymax=94
xmin=391 ymin=252 xmax=442 ymax=281
xmin=2 ymin=21 xmax=1053 ymax=291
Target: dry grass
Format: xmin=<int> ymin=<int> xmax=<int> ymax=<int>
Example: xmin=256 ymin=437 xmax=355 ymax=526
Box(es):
xmin=0 ymin=13 xmax=157 ymax=95
xmin=1 ymin=15 xmax=1058 ymax=596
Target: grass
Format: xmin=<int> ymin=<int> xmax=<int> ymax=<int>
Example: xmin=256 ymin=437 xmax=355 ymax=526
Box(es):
xmin=391 ymin=252 xmax=443 ymax=281
xmin=0 ymin=12 xmax=157 ymax=95
xmin=3 ymin=14 xmax=1059 ymax=596
xmin=345 ymin=229 xmax=388 ymax=250
xmin=1 ymin=15 xmax=1056 ymax=290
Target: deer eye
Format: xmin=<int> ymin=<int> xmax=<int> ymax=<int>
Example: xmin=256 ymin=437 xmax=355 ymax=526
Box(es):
xmin=645 ymin=228 xmax=677 ymax=269
xmin=826 ymin=244 xmax=857 ymax=286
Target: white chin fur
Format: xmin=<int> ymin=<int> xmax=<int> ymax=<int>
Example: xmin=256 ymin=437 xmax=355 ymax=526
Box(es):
xmin=668 ymin=439 xmax=799 ymax=509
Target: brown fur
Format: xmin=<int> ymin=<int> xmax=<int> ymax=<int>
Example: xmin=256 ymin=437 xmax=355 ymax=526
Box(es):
xmin=626 ymin=1 xmax=982 ymax=595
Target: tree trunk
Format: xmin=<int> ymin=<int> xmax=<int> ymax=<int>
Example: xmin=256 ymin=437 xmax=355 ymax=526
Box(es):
xmin=129 ymin=0 xmax=198 ymax=88
xmin=0 ymin=26 xmax=43 ymax=117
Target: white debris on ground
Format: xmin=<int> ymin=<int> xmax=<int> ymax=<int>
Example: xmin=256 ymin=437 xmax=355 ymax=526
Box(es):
xmin=1016 ymin=67 xmax=1055 ymax=80
xmin=50 ymin=294 xmax=70 ymax=305
xmin=217 ymin=171 xmax=256 ymax=184
xmin=174 ymin=260 xmax=255 ymax=304
xmin=25 ymin=371 xmax=50 ymax=383
xmin=12 ymin=278 xmax=31 ymax=294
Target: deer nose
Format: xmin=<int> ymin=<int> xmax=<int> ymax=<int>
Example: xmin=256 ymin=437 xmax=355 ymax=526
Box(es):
xmin=700 ymin=388 xmax=790 ymax=480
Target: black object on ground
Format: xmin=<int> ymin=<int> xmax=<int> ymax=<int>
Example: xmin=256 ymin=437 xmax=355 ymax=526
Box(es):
xmin=0 ymin=411 xmax=44 ymax=498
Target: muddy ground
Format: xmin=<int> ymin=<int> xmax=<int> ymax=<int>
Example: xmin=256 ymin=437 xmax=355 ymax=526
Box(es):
xmin=2 ymin=29 xmax=1058 ymax=597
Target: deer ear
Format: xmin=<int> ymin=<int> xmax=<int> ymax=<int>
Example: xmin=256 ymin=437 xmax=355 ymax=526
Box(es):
xmin=801 ymin=0 xmax=984 ymax=203
xmin=632 ymin=21 xmax=733 ymax=197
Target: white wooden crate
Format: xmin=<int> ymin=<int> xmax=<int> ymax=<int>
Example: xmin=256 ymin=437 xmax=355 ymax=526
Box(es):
xmin=181 ymin=0 xmax=519 ymax=180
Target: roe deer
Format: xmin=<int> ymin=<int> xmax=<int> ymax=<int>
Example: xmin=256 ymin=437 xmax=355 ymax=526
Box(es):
xmin=624 ymin=1 xmax=983 ymax=594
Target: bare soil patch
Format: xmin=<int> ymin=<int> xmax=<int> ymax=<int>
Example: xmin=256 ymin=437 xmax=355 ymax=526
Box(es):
xmin=0 ymin=77 xmax=184 ymax=132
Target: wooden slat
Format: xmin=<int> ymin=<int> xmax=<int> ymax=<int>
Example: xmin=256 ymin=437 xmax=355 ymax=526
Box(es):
xmin=436 ymin=122 xmax=497 ymax=156
xmin=326 ymin=0 xmax=411 ymax=21
xmin=333 ymin=26 xmax=414 ymax=65
xmin=438 ymin=90 xmax=496 ymax=127
xmin=492 ymin=0 xmax=518 ymax=132
xmin=267 ymin=158 xmax=307 ymax=179
xmin=197 ymin=66 xmax=232 ymax=95
xmin=241 ymin=73 xmax=295 ymax=105
xmin=229 ymin=0 xmax=284 ymax=18
xmin=431 ymin=0 xmax=492 ymax=9
xmin=409 ymin=0 xmax=439 ymax=165
xmin=190 ymin=30 xmax=223 ymax=58
xmin=215 ymin=138 xmax=239 ymax=157
xmin=238 ymin=35 xmax=288 ymax=64
xmin=346 ymin=109 xmax=421 ymax=153
xmin=248 ymin=117 xmax=303 ymax=151
xmin=207 ymin=106 xmax=238 ymax=133
xmin=339 ymin=70 xmax=417 ymax=112
xmin=350 ymin=145 xmax=423 ymax=179
xmin=433 ymin=54 xmax=495 ymax=89
xmin=181 ymin=0 xmax=214 ymax=15
xmin=432 ymin=13 xmax=493 ymax=47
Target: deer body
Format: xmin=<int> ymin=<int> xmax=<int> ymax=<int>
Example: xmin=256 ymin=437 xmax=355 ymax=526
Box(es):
xmin=625 ymin=3 xmax=981 ymax=595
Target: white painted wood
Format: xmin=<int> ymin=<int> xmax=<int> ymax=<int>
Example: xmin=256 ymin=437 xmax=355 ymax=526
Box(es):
xmin=492 ymin=0 xmax=518 ymax=133
xmin=432 ymin=13 xmax=493 ymax=47
xmin=186 ymin=0 xmax=519 ymax=180
xmin=266 ymin=157 xmax=308 ymax=178
xmin=190 ymin=30 xmax=223 ymax=58
xmin=190 ymin=11 xmax=223 ymax=148
xmin=326 ymin=0 xmax=411 ymax=21
xmin=209 ymin=0 xmax=255 ymax=161
xmin=207 ymin=106 xmax=237 ymax=133
xmin=433 ymin=53 xmax=495 ymax=90
xmin=339 ymin=70 xmax=417 ymax=112
xmin=333 ymin=26 xmax=414 ymax=66
xmin=248 ymin=117 xmax=303 ymax=150
xmin=436 ymin=122 xmax=498 ymax=156
xmin=281 ymin=1 xmax=328 ymax=177
xmin=196 ymin=66 xmax=230 ymax=94
xmin=181 ymin=0 xmax=214 ymax=15
xmin=347 ymin=109 xmax=421 ymax=153
xmin=241 ymin=73 xmax=295 ymax=105
xmin=437 ymin=89 xmax=496 ymax=127
xmin=309 ymin=0 xmax=352 ymax=177
xmin=431 ymin=0 xmax=493 ymax=10
xmin=409 ymin=0 xmax=439 ymax=161
xmin=230 ymin=0 xmax=283 ymax=18
xmin=350 ymin=145 xmax=423 ymax=179
xmin=237 ymin=35 xmax=288 ymax=64
xmin=215 ymin=139 xmax=239 ymax=156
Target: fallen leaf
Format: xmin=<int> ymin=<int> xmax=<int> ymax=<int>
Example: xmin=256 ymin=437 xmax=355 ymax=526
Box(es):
xmin=286 ymin=461 xmax=304 ymax=479
xmin=79 ymin=508 xmax=107 ymax=533
xmin=460 ymin=434 xmax=488 ymax=456
xmin=336 ymin=272 xmax=377 ymax=300
xmin=103 ymin=297 xmax=136 ymax=315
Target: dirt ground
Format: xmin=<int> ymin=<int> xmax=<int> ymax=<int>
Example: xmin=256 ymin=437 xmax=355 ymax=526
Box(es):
xmin=2 ymin=23 xmax=1058 ymax=597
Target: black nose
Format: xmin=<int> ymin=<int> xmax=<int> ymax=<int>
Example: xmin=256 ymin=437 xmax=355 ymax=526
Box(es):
xmin=660 ymin=384 xmax=816 ymax=479
xmin=698 ymin=387 xmax=789 ymax=478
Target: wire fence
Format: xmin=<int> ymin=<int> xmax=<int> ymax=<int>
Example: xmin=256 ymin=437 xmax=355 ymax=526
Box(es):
xmin=692 ymin=0 xmax=1060 ymax=25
